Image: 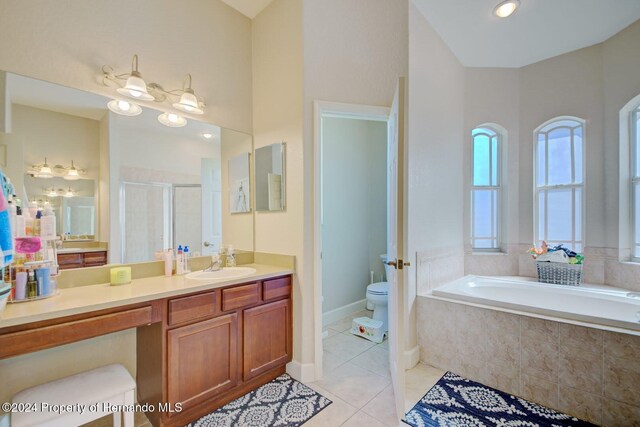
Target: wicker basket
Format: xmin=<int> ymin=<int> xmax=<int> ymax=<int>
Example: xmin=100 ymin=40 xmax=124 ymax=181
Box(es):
xmin=536 ymin=261 xmax=582 ymax=286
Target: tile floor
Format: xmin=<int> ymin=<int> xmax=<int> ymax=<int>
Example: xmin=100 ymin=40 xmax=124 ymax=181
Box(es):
xmin=85 ymin=309 xmax=445 ymax=427
xmin=304 ymin=310 xmax=445 ymax=427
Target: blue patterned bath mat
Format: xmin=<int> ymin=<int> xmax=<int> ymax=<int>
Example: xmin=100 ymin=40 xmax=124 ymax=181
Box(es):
xmin=404 ymin=371 xmax=596 ymax=427
xmin=186 ymin=374 xmax=331 ymax=427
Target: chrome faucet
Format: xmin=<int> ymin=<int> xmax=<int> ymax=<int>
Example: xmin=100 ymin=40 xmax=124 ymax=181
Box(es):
xmin=204 ymin=254 xmax=222 ymax=272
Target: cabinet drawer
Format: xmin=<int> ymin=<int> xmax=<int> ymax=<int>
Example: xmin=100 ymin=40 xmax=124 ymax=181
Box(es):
xmin=263 ymin=276 xmax=291 ymax=301
xmin=83 ymin=251 xmax=107 ymax=266
xmin=58 ymin=253 xmax=83 ymax=265
xmin=168 ymin=291 xmax=218 ymax=326
xmin=221 ymin=283 xmax=259 ymax=311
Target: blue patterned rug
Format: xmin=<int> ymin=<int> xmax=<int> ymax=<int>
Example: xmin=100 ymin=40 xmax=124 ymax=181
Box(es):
xmin=186 ymin=374 xmax=332 ymax=427
xmin=404 ymin=371 xmax=596 ymax=427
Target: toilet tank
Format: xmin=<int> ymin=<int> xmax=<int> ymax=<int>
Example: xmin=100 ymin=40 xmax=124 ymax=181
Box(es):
xmin=380 ymin=254 xmax=392 ymax=281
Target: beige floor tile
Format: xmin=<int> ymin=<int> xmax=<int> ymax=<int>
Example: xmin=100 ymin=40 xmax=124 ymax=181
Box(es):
xmin=350 ymin=346 xmax=390 ymax=379
xmin=361 ymin=384 xmax=402 ymax=426
xmin=378 ymin=338 xmax=389 ymax=350
xmin=323 ymin=328 xmax=340 ymax=339
xmin=404 ymin=363 xmax=445 ymax=410
xmin=323 ymin=350 xmax=351 ymax=376
xmin=316 ymin=361 xmax=391 ymax=409
xmin=342 ymin=410 xmax=388 ymax=427
xmin=323 ymin=332 xmax=376 ymax=360
xmin=304 ymin=383 xmax=359 ymax=427
xmin=326 ymin=316 xmax=355 ymax=333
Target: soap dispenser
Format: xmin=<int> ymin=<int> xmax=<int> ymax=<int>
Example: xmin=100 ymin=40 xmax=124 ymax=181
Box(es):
xmin=226 ymin=244 xmax=236 ymax=267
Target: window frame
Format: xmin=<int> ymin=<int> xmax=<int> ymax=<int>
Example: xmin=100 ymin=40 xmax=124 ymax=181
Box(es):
xmin=632 ymin=106 xmax=640 ymax=261
xmin=533 ymin=117 xmax=586 ymax=252
xmin=471 ymin=126 xmax=502 ymax=251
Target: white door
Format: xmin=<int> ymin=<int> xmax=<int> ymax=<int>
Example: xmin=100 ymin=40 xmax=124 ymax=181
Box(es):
xmin=386 ymin=78 xmax=406 ymax=421
xmin=201 ymin=158 xmax=222 ymax=255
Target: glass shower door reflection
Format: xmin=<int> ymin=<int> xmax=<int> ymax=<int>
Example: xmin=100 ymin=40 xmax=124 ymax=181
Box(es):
xmin=122 ymin=182 xmax=171 ymax=264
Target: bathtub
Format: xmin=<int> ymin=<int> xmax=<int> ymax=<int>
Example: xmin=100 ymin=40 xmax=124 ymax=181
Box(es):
xmin=431 ymin=275 xmax=640 ymax=334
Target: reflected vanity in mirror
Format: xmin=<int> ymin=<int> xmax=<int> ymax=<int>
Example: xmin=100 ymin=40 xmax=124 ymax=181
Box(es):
xmin=0 ymin=71 xmax=254 ymax=267
xmin=255 ymin=142 xmax=286 ymax=211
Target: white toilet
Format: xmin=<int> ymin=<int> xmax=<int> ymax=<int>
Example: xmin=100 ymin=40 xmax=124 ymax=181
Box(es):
xmin=365 ymin=254 xmax=390 ymax=332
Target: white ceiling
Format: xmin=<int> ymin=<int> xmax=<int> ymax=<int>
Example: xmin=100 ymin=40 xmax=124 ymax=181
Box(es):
xmin=412 ymin=0 xmax=640 ymax=68
xmin=220 ymin=0 xmax=275 ymax=19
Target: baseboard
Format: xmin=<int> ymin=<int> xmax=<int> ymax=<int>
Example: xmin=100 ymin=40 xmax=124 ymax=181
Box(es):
xmin=322 ymin=299 xmax=367 ymax=326
xmin=286 ymin=360 xmax=316 ymax=383
xmin=404 ymin=345 xmax=419 ymax=369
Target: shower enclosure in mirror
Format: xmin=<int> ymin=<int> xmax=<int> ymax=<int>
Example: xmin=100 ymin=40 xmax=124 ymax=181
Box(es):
xmin=255 ymin=142 xmax=286 ymax=211
xmin=0 ymin=70 xmax=254 ymax=267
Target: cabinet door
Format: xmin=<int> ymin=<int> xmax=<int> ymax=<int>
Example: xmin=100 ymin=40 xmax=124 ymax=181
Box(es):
xmin=167 ymin=313 xmax=238 ymax=411
xmin=243 ymin=299 xmax=291 ymax=381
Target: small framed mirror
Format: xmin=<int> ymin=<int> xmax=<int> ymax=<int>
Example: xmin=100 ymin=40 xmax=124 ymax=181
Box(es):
xmin=255 ymin=142 xmax=285 ymax=212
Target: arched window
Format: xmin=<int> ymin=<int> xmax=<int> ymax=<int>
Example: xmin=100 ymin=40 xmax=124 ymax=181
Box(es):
xmin=534 ymin=117 xmax=584 ymax=252
xmin=632 ymin=105 xmax=640 ymax=259
xmin=471 ymin=126 xmax=501 ymax=249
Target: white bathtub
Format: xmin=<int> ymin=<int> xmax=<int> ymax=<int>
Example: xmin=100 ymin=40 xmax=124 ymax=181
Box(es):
xmin=432 ymin=275 xmax=640 ymax=333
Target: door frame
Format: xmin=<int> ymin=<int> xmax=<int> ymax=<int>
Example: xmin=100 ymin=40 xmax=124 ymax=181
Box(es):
xmin=312 ymin=100 xmax=391 ymax=381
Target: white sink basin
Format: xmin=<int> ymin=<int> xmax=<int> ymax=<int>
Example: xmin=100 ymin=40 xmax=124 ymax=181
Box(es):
xmin=186 ymin=267 xmax=257 ymax=281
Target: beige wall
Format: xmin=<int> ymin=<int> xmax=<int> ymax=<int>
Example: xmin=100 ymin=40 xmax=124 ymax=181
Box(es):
xmin=0 ymin=0 xmax=253 ymax=133
xmin=251 ymin=0 xmax=306 ymax=369
xmin=321 ymin=118 xmax=387 ymax=314
xmin=463 ymin=20 xmax=640 ymax=287
xmin=406 ymin=3 xmax=465 ymax=353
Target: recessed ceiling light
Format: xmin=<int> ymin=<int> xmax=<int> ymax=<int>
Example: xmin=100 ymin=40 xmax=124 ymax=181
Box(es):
xmin=202 ymin=133 xmax=213 ymax=139
xmin=494 ymin=0 xmax=520 ymax=18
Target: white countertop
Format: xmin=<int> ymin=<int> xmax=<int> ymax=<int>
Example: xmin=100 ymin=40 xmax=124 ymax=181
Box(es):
xmin=0 ymin=263 xmax=293 ymax=328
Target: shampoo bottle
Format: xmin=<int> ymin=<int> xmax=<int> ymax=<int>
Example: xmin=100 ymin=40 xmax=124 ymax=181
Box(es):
xmin=183 ymin=246 xmax=190 ymax=273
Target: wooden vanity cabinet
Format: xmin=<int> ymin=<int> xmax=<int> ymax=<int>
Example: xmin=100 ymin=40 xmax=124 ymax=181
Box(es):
xmin=57 ymin=250 xmax=108 ymax=269
xmin=137 ymin=274 xmax=293 ymax=427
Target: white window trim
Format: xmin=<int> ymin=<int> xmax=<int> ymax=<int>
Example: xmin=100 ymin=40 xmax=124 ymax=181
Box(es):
xmin=533 ymin=117 xmax=586 ymax=252
xmin=471 ymin=127 xmax=501 ymax=251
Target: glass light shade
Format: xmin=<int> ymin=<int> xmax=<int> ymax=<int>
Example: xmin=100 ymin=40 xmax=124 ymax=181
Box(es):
xmin=173 ymin=90 xmax=203 ymax=115
xmin=36 ymin=160 xmax=53 ymax=178
xmin=107 ymin=99 xmax=142 ymax=116
xmin=158 ymin=112 xmax=187 ymax=128
xmin=116 ymin=73 xmax=154 ymax=101
xmin=494 ymin=0 xmax=519 ymax=17
xmin=47 ymin=189 xmax=58 ymax=197
xmin=63 ymin=188 xmax=74 ymax=198
xmin=65 ymin=166 xmax=80 ymax=181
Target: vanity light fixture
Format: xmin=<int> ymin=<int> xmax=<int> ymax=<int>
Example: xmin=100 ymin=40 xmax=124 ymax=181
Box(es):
xmin=63 ymin=187 xmax=74 ymax=198
xmin=158 ymin=112 xmax=187 ymax=128
xmin=64 ymin=161 xmax=80 ymax=181
xmin=494 ymin=0 xmax=519 ymax=17
xmin=35 ymin=158 xmax=54 ymax=179
xmin=115 ymin=54 xmax=155 ymax=101
xmin=107 ymin=99 xmax=142 ymax=116
xmin=46 ymin=188 xmax=59 ymax=198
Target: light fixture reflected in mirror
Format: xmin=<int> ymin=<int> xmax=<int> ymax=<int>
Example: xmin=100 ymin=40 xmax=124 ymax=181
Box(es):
xmin=65 ymin=161 xmax=80 ymax=181
xmin=494 ymin=0 xmax=520 ymax=18
xmin=63 ymin=187 xmax=74 ymax=198
xmin=107 ymin=99 xmax=142 ymax=116
xmin=115 ymin=55 xmax=155 ymax=101
xmin=158 ymin=112 xmax=187 ymax=128
xmin=202 ymin=132 xmax=213 ymax=140
xmin=35 ymin=158 xmax=53 ymax=178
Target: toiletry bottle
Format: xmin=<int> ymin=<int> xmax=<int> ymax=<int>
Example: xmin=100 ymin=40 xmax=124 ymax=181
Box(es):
xmin=27 ymin=270 xmax=37 ymax=298
xmin=164 ymin=250 xmax=173 ymax=277
xmin=176 ymin=246 xmax=184 ymax=275
xmin=226 ymin=244 xmax=236 ymax=267
xmin=33 ymin=210 xmax=42 ymax=236
xmin=40 ymin=205 xmax=56 ymax=241
xmin=183 ymin=246 xmax=190 ymax=273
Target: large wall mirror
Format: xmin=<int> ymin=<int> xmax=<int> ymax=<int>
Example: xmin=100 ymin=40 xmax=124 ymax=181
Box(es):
xmin=1 ymin=71 xmax=254 ymax=266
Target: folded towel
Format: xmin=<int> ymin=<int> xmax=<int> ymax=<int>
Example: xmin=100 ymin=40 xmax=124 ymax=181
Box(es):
xmin=0 ymin=171 xmax=13 ymax=267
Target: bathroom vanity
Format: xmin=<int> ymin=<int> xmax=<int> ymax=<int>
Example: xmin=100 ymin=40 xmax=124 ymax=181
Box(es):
xmin=0 ymin=266 xmax=293 ymax=427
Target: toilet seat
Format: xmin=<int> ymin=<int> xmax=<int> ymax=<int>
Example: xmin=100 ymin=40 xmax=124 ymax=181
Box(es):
xmin=367 ymin=281 xmax=389 ymax=295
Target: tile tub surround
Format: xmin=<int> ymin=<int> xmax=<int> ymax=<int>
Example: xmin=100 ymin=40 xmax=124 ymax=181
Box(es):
xmin=417 ymin=296 xmax=640 ymax=426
